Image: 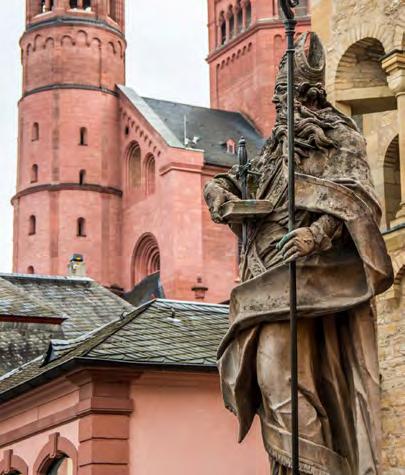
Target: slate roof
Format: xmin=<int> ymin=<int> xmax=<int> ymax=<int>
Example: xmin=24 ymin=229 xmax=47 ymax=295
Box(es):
xmin=0 ymin=273 xmax=135 ymax=373
xmin=118 ymin=85 xmax=265 ymax=168
xmin=0 ymin=299 xmax=229 ymax=403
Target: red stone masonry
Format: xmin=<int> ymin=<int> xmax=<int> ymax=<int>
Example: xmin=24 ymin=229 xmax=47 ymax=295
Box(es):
xmin=207 ymin=0 xmax=310 ymax=136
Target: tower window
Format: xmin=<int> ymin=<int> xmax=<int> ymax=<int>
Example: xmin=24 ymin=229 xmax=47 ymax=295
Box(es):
xmin=219 ymin=12 xmax=226 ymax=46
xmin=31 ymin=164 xmax=39 ymax=183
xmin=29 ymin=215 xmax=36 ymax=235
xmin=77 ymin=217 xmax=86 ymax=237
xmin=27 ymin=266 xmax=35 ymax=274
xmin=32 ymin=122 xmax=39 ymax=141
xmin=79 ymin=169 xmax=86 ymax=185
xmin=70 ymin=0 xmax=78 ymax=8
xmin=40 ymin=0 xmax=54 ymax=12
xmin=229 ymin=7 xmax=235 ymax=39
xmin=246 ymin=1 xmax=252 ymax=28
xmin=79 ymin=127 xmax=88 ymax=146
xmin=109 ymin=0 xmax=117 ymax=21
xmin=83 ymin=0 xmax=92 ymax=10
xmin=145 ymin=154 xmax=156 ymax=196
xmin=236 ymin=2 xmax=243 ymax=33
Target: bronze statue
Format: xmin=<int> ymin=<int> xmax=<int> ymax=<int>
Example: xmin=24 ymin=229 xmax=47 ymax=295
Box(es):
xmin=204 ymin=32 xmax=393 ymax=475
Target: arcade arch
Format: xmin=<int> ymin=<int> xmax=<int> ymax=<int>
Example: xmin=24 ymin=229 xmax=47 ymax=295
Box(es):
xmin=131 ymin=233 xmax=160 ymax=286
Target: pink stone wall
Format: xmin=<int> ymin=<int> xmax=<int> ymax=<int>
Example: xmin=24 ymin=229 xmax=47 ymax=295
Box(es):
xmin=129 ymin=372 xmax=269 ymax=474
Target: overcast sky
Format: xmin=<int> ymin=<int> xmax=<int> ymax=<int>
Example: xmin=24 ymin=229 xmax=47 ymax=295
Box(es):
xmin=0 ymin=1 xmax=209 ymax=273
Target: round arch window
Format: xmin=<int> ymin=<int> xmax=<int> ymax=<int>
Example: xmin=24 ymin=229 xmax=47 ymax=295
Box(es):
xmin=47 ymin=456 xmax=73 ymax=475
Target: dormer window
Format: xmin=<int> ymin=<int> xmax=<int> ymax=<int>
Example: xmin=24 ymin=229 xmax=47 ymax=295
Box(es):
xmin=226 ymin=139 xmax=236 ymax=155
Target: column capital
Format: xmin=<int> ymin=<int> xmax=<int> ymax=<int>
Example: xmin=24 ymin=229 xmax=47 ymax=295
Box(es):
xmin=382 ymin=50 xmax=405 ymax=95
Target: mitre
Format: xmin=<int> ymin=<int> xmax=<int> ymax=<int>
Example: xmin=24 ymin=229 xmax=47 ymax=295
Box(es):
xmin=276 ymin=31 xmax=325 ymax=85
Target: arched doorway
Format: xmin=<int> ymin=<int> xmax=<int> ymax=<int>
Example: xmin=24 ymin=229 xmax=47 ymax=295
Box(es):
xmin=335 ymin=38 xmax=395 ymax=115
xmin=131 ymin=233 xmax=160 ymax=286
xmin=384 ymin=135 xmax=401 ymax=229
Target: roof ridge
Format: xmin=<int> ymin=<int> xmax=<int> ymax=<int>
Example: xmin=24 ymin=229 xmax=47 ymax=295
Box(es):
xmin=155 ymin=298 xmax=229 ymax=309
xmin=0 ymin=276 xmax=67 ymax=320
xmin=43 ymin=301 xmax=154 ymax=365
xmin=0 ymin=272 xmax=93 ymax=282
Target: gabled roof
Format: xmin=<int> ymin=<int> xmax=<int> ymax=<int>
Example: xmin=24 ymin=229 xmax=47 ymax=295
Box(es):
xmin=118 ymin=85 xmax=264 ymax=167
xmin=0 ymin=299 xmax=229 ymax=403
xmin=0 ymin=273 xmax=135 ymax=373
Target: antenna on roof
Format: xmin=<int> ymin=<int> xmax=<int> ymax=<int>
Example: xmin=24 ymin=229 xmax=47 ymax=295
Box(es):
xmin=184 ymin=115 xmax=188 ymax=147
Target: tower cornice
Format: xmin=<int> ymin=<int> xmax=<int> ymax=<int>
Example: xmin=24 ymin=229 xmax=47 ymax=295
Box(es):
xmin=19 ymin=84 xmax=118 ymax=104
xmin=22 ymin=16 xmax=126 ymax=42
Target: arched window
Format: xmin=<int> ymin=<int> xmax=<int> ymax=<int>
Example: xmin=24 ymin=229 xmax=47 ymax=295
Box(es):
xmin=228 ymin=7 xmax=235 ymax=39
xmin=384 ymin=135 xmax=401 ymax=229
xmin=31 ymin=164 xmax=39 ymax=183
xmin=219 ymin=12 xmax=226 ymax=46
xmin=41 ymin=0 xmax=46 ymax=13
xmin=29 ymin=215 xmax=36 ymax=235
xmin=77 ymin=218 xmax=86 ymax=237
xmin=83 ymin=0 xmax=92 ymax=10
xmin=236 ymin=1 xmax=243 ymax=33
xmin=46 ymin=456 xmax=73 ymax=475
xmin=132 ymin=233 xmax=161 ymax=285
xmin=145 ymin=154 xmax=156 ymax=196
xmin=79 ymin=127 xmax=88 ymax=146
xmin=32 ymin=122 xmax=39 ymax=141
xmin=246 ymin=0 xmax=252 ymax=28
xmin=79 ymin=169 xmax=86 ymax=185
xmin=0 ymin=450 xmax=28 ymax=475
xmin=126 ymin=141 xmax=141 ymax=189
xmin=27 ymin=266 xmax=35 ymax=274
xmin=69 ymin=0 xmax=78 ymax=8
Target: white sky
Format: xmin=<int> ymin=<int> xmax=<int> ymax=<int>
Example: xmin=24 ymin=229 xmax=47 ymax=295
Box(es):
xmin=0 ymin=0 xmax=209 ymax=273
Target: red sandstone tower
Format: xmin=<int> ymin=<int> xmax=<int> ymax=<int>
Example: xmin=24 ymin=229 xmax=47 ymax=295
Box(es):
xmin=207 ymin=0 xmax=310 ymax=136
xmin=13 ymin=0 xmax=125 ymax=286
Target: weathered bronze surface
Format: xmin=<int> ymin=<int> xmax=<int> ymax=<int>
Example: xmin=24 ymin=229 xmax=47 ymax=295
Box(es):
xmin=204 ymin=32 xmax=394 ymax=475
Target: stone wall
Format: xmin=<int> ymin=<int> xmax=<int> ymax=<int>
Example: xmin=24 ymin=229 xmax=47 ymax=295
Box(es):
xmin=312 ymin=1 xmax=405 ymax=472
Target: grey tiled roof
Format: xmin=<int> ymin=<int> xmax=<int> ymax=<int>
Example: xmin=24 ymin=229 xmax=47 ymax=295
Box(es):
xmin=118 ymin=85 xmax=264 ymax=167
xmin=0 ymin=299 xmax=229 ymax=402
xmin=0 ymin=273 xmax=135 ymax=373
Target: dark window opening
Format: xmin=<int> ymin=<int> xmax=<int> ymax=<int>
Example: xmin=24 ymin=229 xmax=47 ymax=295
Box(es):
xmin=32 ymin=122 xmax=39 ymax=141
xmin=79 ymin=127 xmax=88 ymax=146
xmin=79 ymin=169 xmax=86 ymax=185
xmin=220 ymin=19 xmax=226 ymax=45
xmin=27 ymin=266 xmax=35 ymax=274
xmin=237 ymin=3 xmax=243 ymax=33
xmin=109 ymin=0 xmax=117 ymax=21
xmin=29 ymin=215 xmax=36 ymax=235
xmin=31 ymin=164 xmax=39 ymax=183
xmin=83 ymin=0 xmax=92 ymax=10
xmin=125 ymin=126 xmax=130 ymax=136
xmin=229 ymin=10 xmax=235 ymax=39
xmin=70 ymin=0 xmax=78 ymax=8
xmin=77 ymin=217 xmax=86 ymax=237
xmin=40 ymin=0 xmax=46 ymax=12
xmin=246 ymin=1 xmax=252 ymax=27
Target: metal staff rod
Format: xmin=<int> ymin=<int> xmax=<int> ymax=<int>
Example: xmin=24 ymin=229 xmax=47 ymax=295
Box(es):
xmin=279 ymin=1 xmax=299 ymax=473
xmin=237 ymin=137 xmax=249 ymax=252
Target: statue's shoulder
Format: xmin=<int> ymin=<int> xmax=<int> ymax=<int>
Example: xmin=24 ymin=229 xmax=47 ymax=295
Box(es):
xmin=328 ymin=120 xmax=367 ymax=152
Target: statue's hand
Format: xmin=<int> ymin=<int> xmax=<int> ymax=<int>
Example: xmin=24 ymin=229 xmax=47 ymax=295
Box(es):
xmin=276 ymin=227 xmax=316 ymax=263
xmin=205 ymin=182 xmax=239 ymax=224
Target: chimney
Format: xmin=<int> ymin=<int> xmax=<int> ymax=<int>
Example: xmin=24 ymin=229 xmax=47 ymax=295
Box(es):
xmin=192 ymin=276 xmax=208 ymax=300
xmin=67 ymin=254 xmax=86 ymax=277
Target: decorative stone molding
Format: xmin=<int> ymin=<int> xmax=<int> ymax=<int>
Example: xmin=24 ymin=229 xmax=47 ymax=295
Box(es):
xmin=33 ymin=433 xmax=78 ymax=475
xmin=382 ymin=50 xmax=405 ymax=95
xmin=0 ymin=450 xmax=28 ymax=475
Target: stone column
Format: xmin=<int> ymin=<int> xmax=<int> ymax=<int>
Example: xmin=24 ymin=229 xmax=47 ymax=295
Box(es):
xmin=383 ymin=51 xmax=405 ymax=225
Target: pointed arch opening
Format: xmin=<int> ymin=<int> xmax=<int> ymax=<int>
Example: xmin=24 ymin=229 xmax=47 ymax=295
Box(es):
xmin=132 ymin=233 xmax=161 ymax=286
xmin=384 ymin=135 xmax=401 ymax=229
xmin=126 ymin=141 xmax=141 ymax=189
xmin=144 ymin=154 xmax=156 ymax=196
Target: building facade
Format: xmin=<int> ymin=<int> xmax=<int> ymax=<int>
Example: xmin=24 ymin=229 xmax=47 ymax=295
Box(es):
xmin=311 ymin=1 xmax=405 ymax=472
xmin=12 ymin=0 xmax=310 ymax=303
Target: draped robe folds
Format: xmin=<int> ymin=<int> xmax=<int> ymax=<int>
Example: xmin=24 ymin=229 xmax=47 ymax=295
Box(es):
xmin=206 ymin=120 xmax=393 ymax=475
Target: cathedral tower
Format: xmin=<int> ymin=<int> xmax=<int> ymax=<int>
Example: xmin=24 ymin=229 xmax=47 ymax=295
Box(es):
xmin=207 ymin=0 xmax=310 ymax=136
xmin=13 ymin=0 xmax=125 ymax=286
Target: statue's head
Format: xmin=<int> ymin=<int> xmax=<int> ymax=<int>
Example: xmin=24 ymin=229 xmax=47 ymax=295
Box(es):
xmin=273 ymin=32 xmax=327 ymax=116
